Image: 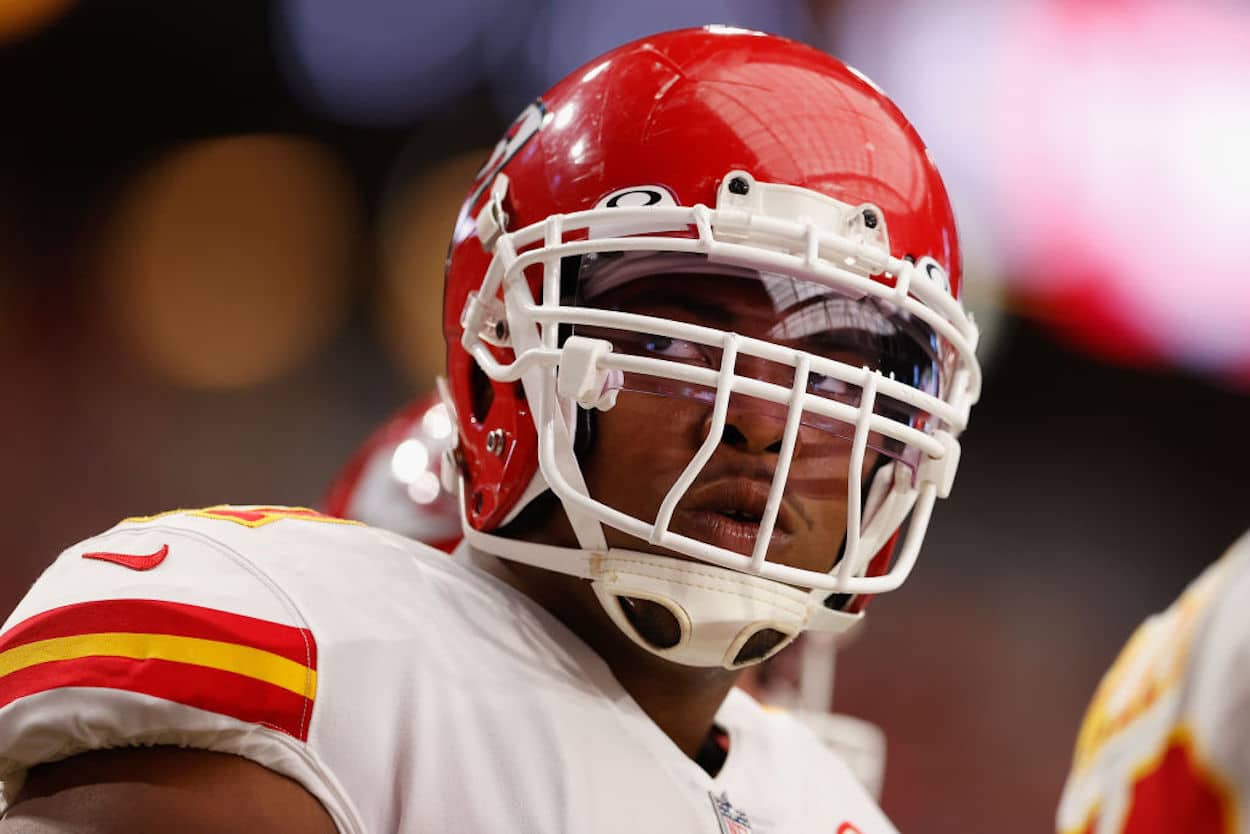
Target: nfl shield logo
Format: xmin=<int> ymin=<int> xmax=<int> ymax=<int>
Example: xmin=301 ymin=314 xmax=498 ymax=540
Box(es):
xmin=709 ymin=792 xmax=753 ymax=834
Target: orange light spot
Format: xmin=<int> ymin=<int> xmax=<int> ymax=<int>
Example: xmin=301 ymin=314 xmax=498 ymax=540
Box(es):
xmin=100 ymin=135 xmax=360 ymax=390
xmin=0 ymin=0 xmax=73 ymax=44
xmin=378 ymin=150 xmax=487 ymax=384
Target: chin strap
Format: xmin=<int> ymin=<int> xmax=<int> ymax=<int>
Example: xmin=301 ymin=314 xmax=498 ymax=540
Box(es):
xmin=459 ymin=498 xmax=863 ymax=670
xmin=590 ymin=550 xmax=862 ymax=669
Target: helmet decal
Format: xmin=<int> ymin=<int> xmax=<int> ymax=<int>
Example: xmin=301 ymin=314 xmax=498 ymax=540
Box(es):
xmin=466 ymin=99 xmax=547 ymax=208
xmin=596 ymin=186 xmax=680 ymax=209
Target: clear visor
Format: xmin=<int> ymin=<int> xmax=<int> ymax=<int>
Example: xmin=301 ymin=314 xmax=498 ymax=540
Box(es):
xmin=569 ymin=251 xmax=943 ymax=483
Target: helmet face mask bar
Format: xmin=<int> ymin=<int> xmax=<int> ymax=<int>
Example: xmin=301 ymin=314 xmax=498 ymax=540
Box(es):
xmin=569 ymin=250 xmax=944 ymax=472
xmin=451 ymin=167 xmax=980 ymax=667
xmin=443 ymin=29 xmax=982 ymax=669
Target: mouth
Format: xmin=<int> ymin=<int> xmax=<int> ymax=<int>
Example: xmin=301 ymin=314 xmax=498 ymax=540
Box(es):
xmin=673 ymin=478 xmax=797 ymax=556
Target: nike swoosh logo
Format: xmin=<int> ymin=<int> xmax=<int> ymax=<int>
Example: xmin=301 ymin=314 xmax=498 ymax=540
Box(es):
xmin=82 ymin=544 xmax=170 ymax=571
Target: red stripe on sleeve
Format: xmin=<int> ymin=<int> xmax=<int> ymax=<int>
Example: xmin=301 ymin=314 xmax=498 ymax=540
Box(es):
xmin=0 ymin=655 xmax=314 ymax=741
xmin=1120 ymin=739 xmax=1231 ymax=834
xmin=0 ymin=600 xmax=316 ymax=669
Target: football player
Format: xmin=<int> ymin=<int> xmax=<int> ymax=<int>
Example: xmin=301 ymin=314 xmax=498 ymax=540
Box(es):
xmin=0 ymin=27 xmax=980 ymax=833
xmin=1056 ymin=531 xmax=1250 ymax=834
xmin=323 ymin=392 xmax=889 ymax=800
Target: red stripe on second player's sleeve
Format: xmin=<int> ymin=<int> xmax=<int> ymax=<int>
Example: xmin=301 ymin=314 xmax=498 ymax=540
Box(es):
xmin=0 ymin=655 xmax=315 ymax=741
xmin=1120 ymin=737 xmax=1234 ymax=834
xmin=0 ymin=600 xmax=316 ymax=669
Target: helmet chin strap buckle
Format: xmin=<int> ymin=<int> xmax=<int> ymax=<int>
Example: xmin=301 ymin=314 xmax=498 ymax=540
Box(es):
xmin=557 ymin=336 xmax=623 ymax=411
xmin=589 ymin=550 xmax=861 ymax=670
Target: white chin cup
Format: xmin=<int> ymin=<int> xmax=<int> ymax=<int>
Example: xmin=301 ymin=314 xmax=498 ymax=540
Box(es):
xmin=590 ymin=550 xmax=860 ymax=670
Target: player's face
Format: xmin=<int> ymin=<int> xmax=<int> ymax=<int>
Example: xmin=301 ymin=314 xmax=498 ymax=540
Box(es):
xmin=575 ymin=269 xmax=886 ymax=576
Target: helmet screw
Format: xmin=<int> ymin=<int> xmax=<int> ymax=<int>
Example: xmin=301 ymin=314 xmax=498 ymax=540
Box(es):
xmin=727 ymin=176 xmax=750 ymax=195
xmin=485 ymin=428 xmax=507 ymax=455
xmin=493 ymin=320 xmax=508 ymax=341
xmin=862 ymin=209 xmax=878 ymax=229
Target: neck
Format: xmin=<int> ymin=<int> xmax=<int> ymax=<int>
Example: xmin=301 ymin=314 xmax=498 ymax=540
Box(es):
xmin=479 ymin=545 xmax=740 ymax=759
xmin=581 ymin=616 xmax=740 ymax=758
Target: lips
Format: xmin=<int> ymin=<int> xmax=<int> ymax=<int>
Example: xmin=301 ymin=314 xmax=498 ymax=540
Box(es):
xmin=673 ymin=477 xmax=797 ymax=556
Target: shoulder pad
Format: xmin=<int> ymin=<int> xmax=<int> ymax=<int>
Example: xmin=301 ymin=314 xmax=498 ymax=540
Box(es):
xmin=0 ymin=506 xmax=400 ymax=831
xmin=0 ymin=507 xmax=335 ymax=769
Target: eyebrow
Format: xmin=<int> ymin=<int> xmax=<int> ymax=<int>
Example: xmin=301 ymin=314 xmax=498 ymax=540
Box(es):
xmin=615 ymin=289 xmax=736 ymax=327
xmin=666 ymin=297 xmax=735 ymax=326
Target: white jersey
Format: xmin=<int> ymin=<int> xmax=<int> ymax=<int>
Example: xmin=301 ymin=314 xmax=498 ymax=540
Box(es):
xmin=0 ymin=506 xmax=896 ymax=834
xmin=1057 ymin=530 xmax=1250 ymax=834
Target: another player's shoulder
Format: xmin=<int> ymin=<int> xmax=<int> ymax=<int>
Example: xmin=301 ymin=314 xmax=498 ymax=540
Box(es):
xmin=1057 ymin=532 xmax=1250 ymax=834
xmin=1186 ymin=530 xmax=1250 ymax=659
xmin=1070 ymin=532 xmax=1250 ymax=760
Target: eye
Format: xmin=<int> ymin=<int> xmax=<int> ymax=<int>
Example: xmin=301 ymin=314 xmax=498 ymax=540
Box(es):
xmin=641 ymin=335 xmax=707 ymax=362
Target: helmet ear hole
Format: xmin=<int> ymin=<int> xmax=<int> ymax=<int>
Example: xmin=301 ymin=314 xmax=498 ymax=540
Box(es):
xmin=468 ymin=362 xmax=495 ymax=423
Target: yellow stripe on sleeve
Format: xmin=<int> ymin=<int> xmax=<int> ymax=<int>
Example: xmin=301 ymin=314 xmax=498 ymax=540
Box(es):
xmin=0 ymin=632 xmax=317 ymax=698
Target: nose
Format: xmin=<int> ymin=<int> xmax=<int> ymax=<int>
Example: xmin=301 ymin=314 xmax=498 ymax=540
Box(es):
xmin=700 ymin=354 xmax=797 ymax=455
xmin=702 ymin=407 xmax=787 ymax=455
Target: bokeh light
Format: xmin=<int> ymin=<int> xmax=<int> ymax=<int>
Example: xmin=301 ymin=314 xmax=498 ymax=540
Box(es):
xmin=835 ymin=0 xmax=1250 ymax=383
xmin=0 ymin=0 xmax=73 ymax=45
xmin=497 ymin=0 xmax=813 ymax=111
xmin=406 ymin=470 xmax=443 ymax=505
xmin=99 ymin=134 xmax=361 ymax=389
xmin=390 ymin=437 xmax=430 ymax=484
xmin=275 ymin=0 xmax=509 ymax=125
xmin=275 ymin=0 xmax=814 ymax=125
xmin=422 ymin=402 xmax=453 ymax=440
xmin=377 ymin=149 xmax=486 ymax=383
xmin=994 ymin=0 xmax=1250 ymax=374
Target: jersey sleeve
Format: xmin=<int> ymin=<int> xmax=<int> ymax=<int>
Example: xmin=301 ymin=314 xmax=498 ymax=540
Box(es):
xmin=0 ymin=509 xmax=365 ymax=833
xmin=1057 ymin=531 xmax=1250 ymax=834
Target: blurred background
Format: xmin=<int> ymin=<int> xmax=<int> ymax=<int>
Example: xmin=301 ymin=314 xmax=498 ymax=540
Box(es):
xmin=1 ymin=1 xmax=1247 ymax=831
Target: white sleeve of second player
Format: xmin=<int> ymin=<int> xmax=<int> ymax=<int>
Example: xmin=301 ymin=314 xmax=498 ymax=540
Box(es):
xmin=1056 ymin=530 xmax=1250 ymax=834
xmin=1177 ymin=532 xmax=1250 ymax=819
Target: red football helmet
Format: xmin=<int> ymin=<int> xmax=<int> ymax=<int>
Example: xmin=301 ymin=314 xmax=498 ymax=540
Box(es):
xmin=442 ymin=27 xmax=980 ymax=668
xmin=324 ymin=392 xmax=461 ymax=552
